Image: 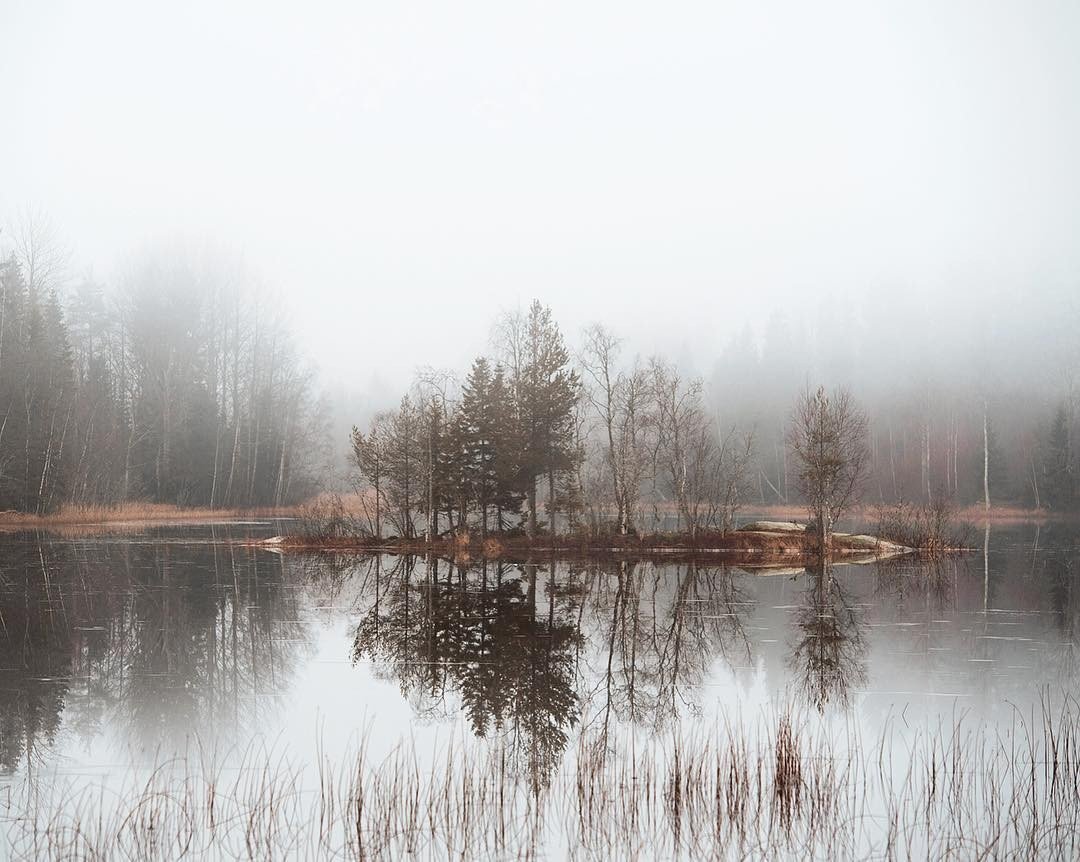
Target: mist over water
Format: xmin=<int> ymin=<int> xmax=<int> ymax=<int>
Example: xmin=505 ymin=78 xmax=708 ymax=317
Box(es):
xmin=4 ymin=2 xmax=1080 ymax=857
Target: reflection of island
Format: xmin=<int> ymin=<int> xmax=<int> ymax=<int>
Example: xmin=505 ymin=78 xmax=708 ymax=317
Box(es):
xmin=352 ymin=557 xmax=760 ymax=775
xmin=788 ymin=565 xmax=867 ymax=712
xmin=585 ymin=561 xmax=755 ymax=740
xmin=0 ymin=536 xmax=308 ymax=773
xmin=352 ymin=557 xmax=582 ymax=786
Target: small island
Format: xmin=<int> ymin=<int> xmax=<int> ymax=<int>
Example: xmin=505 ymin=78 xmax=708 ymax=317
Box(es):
xmin=263 ymin=518 xmax=919 ymax=565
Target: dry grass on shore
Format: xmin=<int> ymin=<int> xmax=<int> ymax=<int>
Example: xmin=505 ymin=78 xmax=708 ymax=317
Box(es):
xmin=0 ymin=502 xmax=297 ymax=532
xmin=752 ymin=502 xmax=1077 ymax=524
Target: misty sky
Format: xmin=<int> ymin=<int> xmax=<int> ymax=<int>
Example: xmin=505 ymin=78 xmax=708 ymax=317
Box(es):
xmin=3 ymin=1 xmax=1080 ymax=390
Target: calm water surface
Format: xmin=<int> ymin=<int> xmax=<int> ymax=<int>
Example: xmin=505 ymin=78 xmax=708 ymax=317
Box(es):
xmin=1 ymin=520 xmax=1078 ymax=857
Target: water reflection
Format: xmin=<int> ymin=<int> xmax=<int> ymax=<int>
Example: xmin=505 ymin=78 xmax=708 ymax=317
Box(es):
xmin=584 ymin=561 xmax=754 ymax=740
xmin=2 ymin=522 xmax=1079 ymax=785
xmin=352 ymin=556 xmax=581 ymax=785
xmin=0 ymin=534 xmax=307 ymax=774
xmin=787 ymin=565 xmax=867 ymax=712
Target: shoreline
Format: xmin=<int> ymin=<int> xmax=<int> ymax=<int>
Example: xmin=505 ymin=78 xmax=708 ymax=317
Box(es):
xmin=0 ymin=499 xmax=1067 ymax=536
xmin=748 ymin=502 xmax=1079 ymax=524
xmin=260 ymin=527 xmax=936 ymax=565
xmin=0 ymin=503 xmax=298 ymax=532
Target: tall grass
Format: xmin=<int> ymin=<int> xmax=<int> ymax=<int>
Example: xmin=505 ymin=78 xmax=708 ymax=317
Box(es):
xmin=5 ymin=694 xmax=1078 ymax=860
xmin=0 ymin=502 xmax=296 ymax=532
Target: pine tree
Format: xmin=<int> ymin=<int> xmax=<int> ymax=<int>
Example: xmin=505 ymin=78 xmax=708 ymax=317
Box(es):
xmin=517 ymin=301 xmax=580 ymax=536
xmin=489 ymin=365 xmax=524 ymax=530
xmin=458 ymin=358 xmax=502 ymax=538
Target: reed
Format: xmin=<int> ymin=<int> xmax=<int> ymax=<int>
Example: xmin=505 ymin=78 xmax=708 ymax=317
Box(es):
xmin=0 ymin=502 xmax=296 ymax=531
xmin=4 ymin=693 xmax=1078 ymax=860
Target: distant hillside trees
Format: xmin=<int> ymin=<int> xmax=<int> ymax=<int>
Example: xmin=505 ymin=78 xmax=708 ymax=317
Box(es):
xmin=0 ymin=257 xmax=74 ymax=512
xmin=0 ymin=245 xmax=325 ymax=513
xmin=1039 ymin=404 xmax=1074 ymax=509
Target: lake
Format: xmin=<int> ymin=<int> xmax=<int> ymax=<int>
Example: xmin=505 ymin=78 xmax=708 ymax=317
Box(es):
xmin=1 ymin=520 xmax=1078 ymax=859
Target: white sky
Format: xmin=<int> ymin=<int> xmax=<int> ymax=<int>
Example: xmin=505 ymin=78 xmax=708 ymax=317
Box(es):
xmin=3 ymin=0 xmax=1080 ymax=390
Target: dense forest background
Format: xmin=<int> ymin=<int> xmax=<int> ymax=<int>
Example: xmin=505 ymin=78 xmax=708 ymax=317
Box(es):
xmin=0 ymin=222 xmax=327 ymax=513
xmin=1 ymin=216 xmax=1077 ymax=519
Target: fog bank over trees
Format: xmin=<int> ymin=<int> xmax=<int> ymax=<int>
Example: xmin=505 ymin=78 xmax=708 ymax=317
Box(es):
xmin=2 ymin=208 xmax=1077 ymax=521
xmin=0 ymin=222 xmax=327 ymax=512
xmin=5 ymin=1 xmax=1080 ymax=397
xmin=346 ymin=295 xmax=1079 ymax=543
xmin=4 ymin=0 xmax=1080 ymax=516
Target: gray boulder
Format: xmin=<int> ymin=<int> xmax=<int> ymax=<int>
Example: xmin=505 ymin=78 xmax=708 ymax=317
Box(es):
xmin=737 ymin=520 xmax=806 ymax=534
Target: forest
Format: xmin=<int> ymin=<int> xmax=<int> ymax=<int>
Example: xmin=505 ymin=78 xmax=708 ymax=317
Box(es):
xmin=348 ymin=298 xmax=1080 ymax=543
xmin=0 ymin=230 xmax=326 ymax=513
xmin=1 ymin=226 xmax=1077 ymax=523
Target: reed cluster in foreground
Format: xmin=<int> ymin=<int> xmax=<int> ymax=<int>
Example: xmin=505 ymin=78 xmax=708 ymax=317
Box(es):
xmin=3 ymin=695 xmax=1078 ymax=861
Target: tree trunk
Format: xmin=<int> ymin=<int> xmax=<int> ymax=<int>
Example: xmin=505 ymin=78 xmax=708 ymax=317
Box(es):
xmin=426 ymin=404 xmax=435 ymax=541
xmin=374 ymin=468 xmax=382 ymax=541
xmin=548 ymin=469 xmax=556 ymax=536
xmin=983 ymin=401 xmax=990 ymax=512
xmin=527 ymin=480 xmax=537 ymax=538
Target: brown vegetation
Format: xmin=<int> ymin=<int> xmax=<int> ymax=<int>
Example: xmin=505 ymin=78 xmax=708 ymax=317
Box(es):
xmin=0 ymin=502 xmax=296 ymax=532
xmin=268 ymin=525 xmax=911 ymax=565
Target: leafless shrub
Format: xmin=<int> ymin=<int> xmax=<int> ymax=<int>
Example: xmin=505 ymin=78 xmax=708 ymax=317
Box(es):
xmin=874 ymin=494 xmax=971 ymax=552
xmin=293 ymin=493 xmax=368 ymax=540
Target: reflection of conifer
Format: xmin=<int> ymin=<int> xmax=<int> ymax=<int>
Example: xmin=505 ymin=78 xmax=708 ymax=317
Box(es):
xmin=352 ymin=557 xmax=582 ymax=782
xmin=0 ymin=586 xmax=69 ymax=773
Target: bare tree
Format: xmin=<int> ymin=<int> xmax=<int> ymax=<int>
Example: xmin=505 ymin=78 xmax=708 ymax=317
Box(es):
xmin=10 ymin=208 xmax=70 ymax=295
xmin=351 ymin=413 xmax=390 ymax=540
xmin=788 ymin=386 xmax=869 ymax=555
xmin=983 ymin=399 xmax=991 ymax=512
xmin=648 ymin=359 xmax=754 ymax=539
xmin=580 ymin=324 xmax=650 ymax=535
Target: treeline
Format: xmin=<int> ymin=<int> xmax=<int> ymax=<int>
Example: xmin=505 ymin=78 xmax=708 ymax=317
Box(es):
xmin=710 ymin=303 xmax=1080 ymax=511
xmin=0 ymin=241 xmax=325 ymax=513
xmin=351 ymin=299 xmax=1080 ymax=538
xmin=350 ymin=300 xmax=754 ymax=539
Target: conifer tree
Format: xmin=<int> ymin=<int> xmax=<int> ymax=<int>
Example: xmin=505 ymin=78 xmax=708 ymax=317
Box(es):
xmin=458 ymin=358 xmax=503 ymax=538
xmin=517 ymin=301 xmax=580 ymax=536
xmin=1044 ymin=404 xmax=1074 ymax=509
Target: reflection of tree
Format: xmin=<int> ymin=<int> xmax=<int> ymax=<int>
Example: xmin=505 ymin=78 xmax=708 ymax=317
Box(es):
xmin=872 ymin=557 xmax=957 ymax=686
xmin=586 ymin=561 xmax=755 ymax=739
xmin=1048 ymin=550 xmax=1079 ymax=641
xmin=0 ymin=532 xmax=310 ymax=772
xmin=352 ymin=557 xmax=582 ymax=785
xmin=1044 ymin=546 xmax=1079 ymax=684
xmin=0 ymin=545 xmax=71 ymax=773
xmin=113 ymin=543 xmax=307 ymax=751
xmin=874 ymin=556 xmax=957 ymax=611
xmin=788 ymin=566 xmax=867 ymax=713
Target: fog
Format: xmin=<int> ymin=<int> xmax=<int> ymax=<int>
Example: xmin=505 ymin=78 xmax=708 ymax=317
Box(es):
xmin=5 ymin=1 xmax=1080 ymax=385
xmin=3 ymin=1 xmax=1080 ymax=512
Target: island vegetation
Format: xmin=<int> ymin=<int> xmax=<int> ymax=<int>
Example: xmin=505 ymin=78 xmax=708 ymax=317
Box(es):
xmin=0 ymin=225 xmax=1076 ymax=540
xmin=274 ymin=301 xmax=967 ymax=562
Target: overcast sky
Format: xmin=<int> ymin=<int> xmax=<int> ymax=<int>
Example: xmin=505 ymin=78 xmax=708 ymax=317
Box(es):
xmin=3 ymin=0 xmax=1080 ymax=389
